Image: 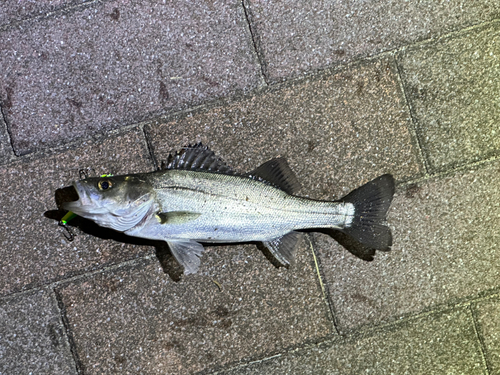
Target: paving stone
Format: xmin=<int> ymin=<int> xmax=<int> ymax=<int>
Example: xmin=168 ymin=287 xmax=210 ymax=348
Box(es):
xmin=397 ymin=21 xmax=500 ymax=172
xmin=245 ymin=0 xmax=500 ymax=81
xmin=0 ymin=0 xmax=88 ymax=27
xmin=0 ymin=128 xmax=154 ymax=296
xmin=0 ymin=0 xmax=261 ymax=156
xmin=473 ymin=297 xmax=500 ymax=374
xmin=56 ymin=236 xmax=332 ymax=374
xmin=0 ymin=290 xmax=77 ymax=375
xmin=222 ymin=308 xmax=485 ymax=375
xmin=315 ymin=159 xmax=500 ymax=333
xmin=146 ymin=58 xmax=422 ymax=200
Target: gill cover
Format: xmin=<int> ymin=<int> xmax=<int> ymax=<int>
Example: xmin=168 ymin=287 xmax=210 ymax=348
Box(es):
xmin=63 ymin=175 xmax=156 ymax=232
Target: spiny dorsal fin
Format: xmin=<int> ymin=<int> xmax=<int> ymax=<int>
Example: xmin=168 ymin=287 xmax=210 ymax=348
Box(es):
xmin=162 ymin=143 xmax=233 ymax=174
xmin=248 ymin=158 xmax=301 ymax=195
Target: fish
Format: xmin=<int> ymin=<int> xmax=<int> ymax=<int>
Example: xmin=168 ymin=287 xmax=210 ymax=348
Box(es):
xmin=63 ymin=143 xmax=395 ymax=274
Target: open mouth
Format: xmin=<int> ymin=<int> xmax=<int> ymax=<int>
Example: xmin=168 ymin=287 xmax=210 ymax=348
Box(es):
xmin=61 ymin=181 xmax=91 ymax=212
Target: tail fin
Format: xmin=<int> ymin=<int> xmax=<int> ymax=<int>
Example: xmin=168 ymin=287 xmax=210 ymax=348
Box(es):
xmin=339 ymin=174 xmax=395 ymax=250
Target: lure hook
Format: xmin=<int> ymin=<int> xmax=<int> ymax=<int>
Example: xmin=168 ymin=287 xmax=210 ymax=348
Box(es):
xmin=79 ymin=168 xmax=96 ymax=180
xmin=59 ymin=221 xmax=75 ymax=242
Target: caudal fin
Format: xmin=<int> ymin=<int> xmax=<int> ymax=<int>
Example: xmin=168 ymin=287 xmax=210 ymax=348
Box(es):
xmin=339 ymin=174 xmax=395 ymax=250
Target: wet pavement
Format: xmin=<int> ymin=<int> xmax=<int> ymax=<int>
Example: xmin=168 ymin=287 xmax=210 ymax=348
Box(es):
xmin=1 ymin=1 xmax=500 ymax=374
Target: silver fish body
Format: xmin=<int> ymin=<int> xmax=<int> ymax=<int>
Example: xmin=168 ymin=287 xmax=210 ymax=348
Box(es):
xmin=126 ymin=169 xmax=354 ymax=242
xmin=63 ymin=144 xmax=394 ymax=274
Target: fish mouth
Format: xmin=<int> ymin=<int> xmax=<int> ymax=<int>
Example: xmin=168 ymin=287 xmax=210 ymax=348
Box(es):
xmin=61 ymin=181 xmax=92 ymax=212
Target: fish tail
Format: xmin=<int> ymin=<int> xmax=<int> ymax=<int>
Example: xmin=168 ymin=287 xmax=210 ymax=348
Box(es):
xmin=338 ymin=174 xmax=395 ymax=250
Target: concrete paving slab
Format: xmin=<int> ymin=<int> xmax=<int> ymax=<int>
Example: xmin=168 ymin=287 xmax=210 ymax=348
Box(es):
xmin=473 ymin=296 xmax=500 ymax=374
xmin=316 ymin=159 xmax=500 ymax=333
xmin=0 ymin=0 xmax=261 ymax=156
xmin=0 ymin=290 xmax=76 ymax=375
xmin=0 ymin=0 xmax=89 ymax=27
xmin=397 ymin=21 xmax=500 ymax=172
xmin=221 ymin=307 xmax=486 ymax=375
xmin=245 ymin=0 xmax=500 ymax=81
xmin=0 ymin=128 xmax=154 ymax=296
xmin=56 ymin=237 xmax=332 ymax=374
xmin=146 ymin=58 xmax=422 ymax=199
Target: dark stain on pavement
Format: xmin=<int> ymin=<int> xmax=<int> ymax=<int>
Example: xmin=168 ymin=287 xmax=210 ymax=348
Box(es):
xmin=171 ymin=305 xmax=234 ymax=330
xmin=333 ymin=49 xmax=345 ymax=57
xmin=355 ymin=80 xmax=364 ymax=96
xmin=405 ymin=183 xmax=422 ymax=199
xmin=4 ymin=86 xmax=14 ymax=110
xmin=47 ymin=323 xmax=61 ymax=348
xmin=109 ymin=8 xmax=120 ymax=21
xmin=202 ymin=76 xmax=220 ymax=87
xmin=307 ymin=139 xmax=317 ymax=153
xmin=351 ymin=292 xmax=376 ymax=308
xmin=67 ymin=98 xmax=83 ymax=109
xmin=159 ymin=81 xmax=169 ymax=103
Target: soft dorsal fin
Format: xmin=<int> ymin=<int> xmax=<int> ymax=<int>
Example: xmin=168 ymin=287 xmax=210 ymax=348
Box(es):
xmin=248 ymin=158 xmax=301 ymax=194
xmin=161 ymin=143 xmax=233 ymax=174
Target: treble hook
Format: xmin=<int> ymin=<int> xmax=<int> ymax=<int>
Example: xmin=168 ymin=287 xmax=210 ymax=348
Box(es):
xmin=59 ymin=211 xmax=77 ymax=242
xmin=79 ymin=167 xmax=96 ymax=180
xmin=59 ymin=221 xmax=75 ymax=242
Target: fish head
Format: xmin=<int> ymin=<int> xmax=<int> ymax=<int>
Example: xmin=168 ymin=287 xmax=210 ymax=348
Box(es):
xmin=62 ymin=175 xmax=156 ymax=232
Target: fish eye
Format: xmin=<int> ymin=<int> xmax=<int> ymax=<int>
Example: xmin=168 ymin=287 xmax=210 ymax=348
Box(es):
xmin=98 ymin=179 xmax=113 ymax=191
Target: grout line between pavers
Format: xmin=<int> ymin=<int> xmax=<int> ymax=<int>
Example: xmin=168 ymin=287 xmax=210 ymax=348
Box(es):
xmin=470 ymin=302 xmax=494 ymax=375
xmin=141 ymin=124 xmax=159 ymax=171
xmin=50 ymin=287 xmax=83 ymax=375
xmin=391 ymin=53 xmax=431 ymax=177
xmin=395 ymin=153 xmax=500 ymax=189
xmin=0 ymin=118 xmax=155 ymax=167
xmin=0 ymin=97 xmax=17 ymax=161
xmin=3 ymin=235 xmax=500 ymax=373
xmin=241 ymin=0 xmax=269 ymax=86
xmin=204 ymin=353 xmax=283 ymax=375
xmin=0 ymin=0 xmax=102 ymax=32
xmin=3 ymin=16 xmax=499 ymax=171
xmin=211 ymin=301 xmax=486 ymax=374
xmin=394 ymin=17 xmax=500 ymax=57
xmin=212 ymin=291 xmax=500 ymax=373
xmin=0 ymin=253 xmax=156 ymax=301
xmin=343 ymin=290 xmax=500 ymax=340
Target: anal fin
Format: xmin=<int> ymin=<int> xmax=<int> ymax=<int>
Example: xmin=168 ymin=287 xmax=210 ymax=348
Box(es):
xmin=262 ymin=231 xmax=302 ymax=266
xmin=167 ymin=240 xmax=205 ymax=275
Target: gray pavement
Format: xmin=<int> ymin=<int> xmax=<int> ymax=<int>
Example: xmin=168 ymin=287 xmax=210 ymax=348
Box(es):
xmin=1 ymin=1 xmax=499 ymax=374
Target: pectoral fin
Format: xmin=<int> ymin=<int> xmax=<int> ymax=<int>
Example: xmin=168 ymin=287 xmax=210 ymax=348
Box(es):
xmin=167 ymin=240 xmax=205 ymax=275
xmin=157 ymin=211 xmax=201 ymax=224
xmin=262 ymin=231 xmax=303 ymax=266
